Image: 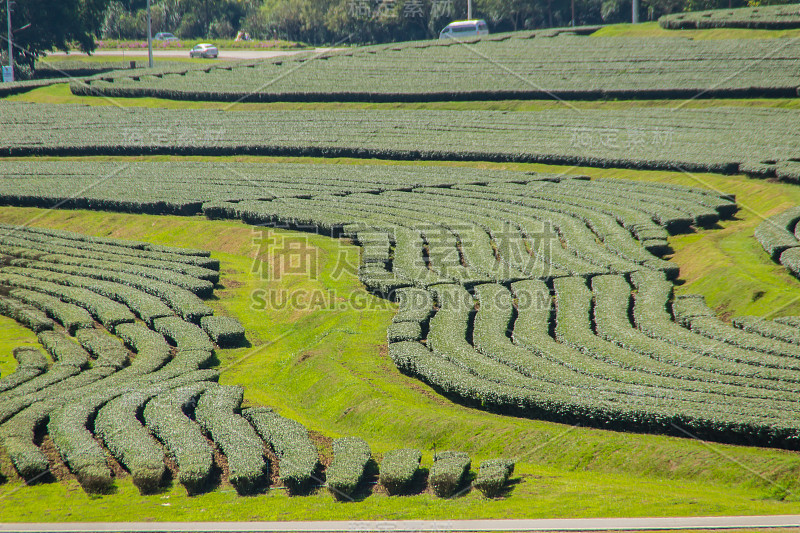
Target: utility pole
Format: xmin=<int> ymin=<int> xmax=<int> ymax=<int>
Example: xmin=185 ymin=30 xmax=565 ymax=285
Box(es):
xmin=571 ymin=0 xmax=575 ymax=26
xmin=467 ymin=0 xmax=472 ymax=19
xmin=5 ymin=0 xmax=13 ymax=82
xmin=632 ymin=0 xmax=639 ymax=24
xmin=146 ymin=0 xmax=153 ymax=68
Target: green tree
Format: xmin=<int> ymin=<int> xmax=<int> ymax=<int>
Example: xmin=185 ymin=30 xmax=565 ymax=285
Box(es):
xmin=1 ymin=0 xmax=111 ymax=75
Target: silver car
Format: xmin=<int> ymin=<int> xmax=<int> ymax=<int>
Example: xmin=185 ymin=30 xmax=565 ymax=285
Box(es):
xmin=439 ymin=19 xmax=490 ymax=39
xmin=190 ymin=43 xmax=218 ymax=59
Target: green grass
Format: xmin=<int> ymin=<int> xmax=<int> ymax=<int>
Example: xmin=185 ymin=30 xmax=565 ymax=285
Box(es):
xmin=10 ymin=83 xmax=800 ymax=111
xmin=2 ymin=160 xmax=800 ymax=520
xmin=594 ymin=21 xmax=800 ymax=39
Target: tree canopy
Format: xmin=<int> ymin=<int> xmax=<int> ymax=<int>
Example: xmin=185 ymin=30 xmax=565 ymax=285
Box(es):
xmin=1 ymin=0 xmax=111 ymax=75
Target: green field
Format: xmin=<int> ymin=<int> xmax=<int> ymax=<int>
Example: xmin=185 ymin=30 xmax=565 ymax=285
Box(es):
xmin=3 ymin=22 xmax=800 ymax=524
xmin=1 ymin=180 xmax=800 ymax=520
xmin=2 ymin=101 xmax=799 ymax=176
xmin=71 ymin=33 xmax=800 ymax=103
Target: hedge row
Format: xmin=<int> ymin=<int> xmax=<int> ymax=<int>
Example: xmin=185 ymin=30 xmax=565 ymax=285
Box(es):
xmin=390 ymin=338 xmax=800 ymax=449
xmin=672 ymin=295 xmax=716 ymax=326
xmin=412 ymin=186 xmax=638 ymax=277
xmin=195 ymin=385 xmax=267 ymax=494
xmin=780 ymin=247 xmax=800 ymax=279
xmin=5 ymin=102 xmax=797 ymax=175
xmin=152 ymin=316 xmax=214 ymax=352
xmin=0 ymin=233 xmax=219 ymax=285
xmin=113 ymin=322 xmax=172 ymax=372
xmin=48 ymin=400 xmax=115 ymax=493
xmin=94 ymin=369 xmax=219 ymax=494
xmin=200 ymin=316 xmax=246 ymax=348
xmin=474 ymin=458 xmax=514 ymax=498
xmin=429 ymin=451 xmax=471 ymax=497
xmin=379 ymin=448 xmax=421 ymax=495
xmin=427 ymin=284 xmax=537 ymax=391
xmin=95 ymin=390 xmax=168 ymax=494
xmin=68 ymin=35 xmax=800 ymax=102
xmin=33 ymin=253 xmax=214 ymax=297
xmin=5 ymin=260 xmax=212 ymax=323
xmin=733 ymin=316 xmax=800 ymax=345
xmin=326 ymin=437 xmax=371 ymax=499
xmin=386 ymin=321 xmax=423 ymax=343
xmin=1 ymin=271 xmax=136 ymax=329
xmin=143 ymin=382 xmax=216 ymax=493
xmin=659 ymin=4 xmax=800 ymax=30
xmin=50 ymin=368 xmax=219 ymax=494
xmin=243 ymin=407 xmax=319 ymax=494
xmin=0 ymin=361 xmax=119 ymax=479
xmin=452 ymin=182 xmax=672 ymax=254
xmin=0 ymin=295 xmax=54 ymax=332
xmin=4 ymin=264 xmax=173 ymax=326
xmin=8 ymin=288 xmax=95 ymax=334
xmin=0 ymin=223 xmax=216 ymax=267
xmin=0 ymin=347 xmax=48 ymax=393
xmin=393 ymin=287 xmax=434 ymax=324
xmin=630 ymin=271 xmax=800 ymax=379
xmin=37 ymin=331 xmax=90 ymax=368
xmin=775 ymin=316 xmax=800 ymax=329
xmin=75 ymin=328 xmax=130 ymax=369
xmin=0 ymin=363 xmax=81 ymax=409
xmin=754 ymin=206 xmax=800 ymax=261
xmin=676 ymin=301 xmax=800 ymax=359
xmin=556 ymin=277 xmax=798 ymax=411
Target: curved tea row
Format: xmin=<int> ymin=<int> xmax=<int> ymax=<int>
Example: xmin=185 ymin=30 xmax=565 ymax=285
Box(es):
xmin=0 ymin=226 xmax=262 ymax=494
xmin=0 ymin=224 xmax=506 ymax=498
xmin=3 ymin=164 xmax=800 ymax=451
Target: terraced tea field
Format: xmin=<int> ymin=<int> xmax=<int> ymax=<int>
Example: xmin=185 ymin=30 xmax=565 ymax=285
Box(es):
xmin=3 ymin=160 xmax=800 ymax=451
xmin=2 ymin=104 xmax=800 ymax=174
xmin=74 ymin=35 xmax=800 ymax=101
xmin=5 ymin=21 xmax=800 ymax=524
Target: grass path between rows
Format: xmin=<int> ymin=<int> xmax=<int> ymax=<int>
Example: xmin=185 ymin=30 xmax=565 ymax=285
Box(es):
xmin=0 ymin=161 xmax=800 ymax=520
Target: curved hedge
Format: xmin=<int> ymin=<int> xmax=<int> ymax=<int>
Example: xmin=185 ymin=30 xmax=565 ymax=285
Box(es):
xmin=243 ymin=407 xmax=319 ymax=494
xmin=143 ymin=383 xmax=215 ymax=493
xmin=195 ymin=385 xmax=267 ymax=494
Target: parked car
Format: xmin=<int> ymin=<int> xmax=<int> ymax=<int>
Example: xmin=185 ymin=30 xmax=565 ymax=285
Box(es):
xmin=190 ymin=43 xmax=219 ymax=59
xmin=154 ymin=32 xmax=178 ymax=41
xmin=439 ymin=19 xmax=490 ymax=39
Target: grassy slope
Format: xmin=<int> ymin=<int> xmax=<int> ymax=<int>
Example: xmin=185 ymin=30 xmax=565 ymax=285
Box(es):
xmin=1 ymin=162 xmax=800 ymax=520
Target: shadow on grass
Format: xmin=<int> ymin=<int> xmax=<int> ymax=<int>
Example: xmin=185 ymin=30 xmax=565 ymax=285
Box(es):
xmin=484 ymin=477 xmax=523 ymax=500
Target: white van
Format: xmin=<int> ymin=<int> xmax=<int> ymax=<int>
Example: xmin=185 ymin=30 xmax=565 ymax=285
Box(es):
xmin=439 ymin=20 xmax=490 ymax=40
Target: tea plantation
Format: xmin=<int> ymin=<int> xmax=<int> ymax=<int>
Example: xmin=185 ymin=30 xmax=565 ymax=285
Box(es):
xmin=1 ymin=104 xmax=800 ymax=174
xmin=3 ymin=19 xmax=800 ymax=523
xmin=660 ymin=4 xmax=800 ymax=30
xmin=73 ymin=34 xmax=800 ymax=101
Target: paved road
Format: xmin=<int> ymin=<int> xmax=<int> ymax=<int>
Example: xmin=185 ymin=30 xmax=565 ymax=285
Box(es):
xmin=49 ymin=48 xmax=340 ymax=61
xmin=2 ymin=516 xmax=800 ymax=532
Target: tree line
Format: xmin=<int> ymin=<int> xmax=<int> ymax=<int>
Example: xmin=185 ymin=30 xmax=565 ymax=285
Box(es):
xmin=100 ymin=0 xmax=792 ymax=44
